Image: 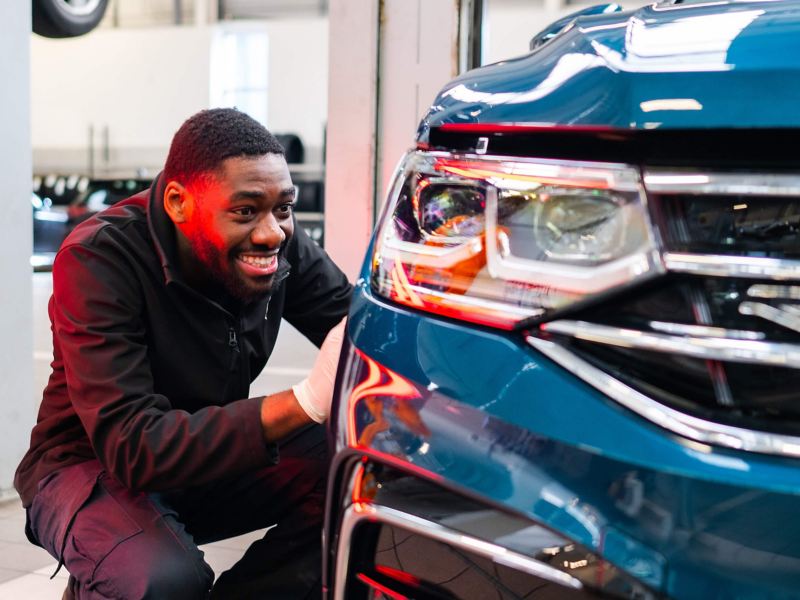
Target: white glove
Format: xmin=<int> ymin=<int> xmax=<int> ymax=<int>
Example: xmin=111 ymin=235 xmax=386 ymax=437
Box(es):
xmin=293 ymin=317 xmax=347 ymax=423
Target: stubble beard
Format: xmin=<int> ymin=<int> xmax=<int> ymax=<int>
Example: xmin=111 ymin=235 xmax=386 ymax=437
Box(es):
xmin=187 ymin=233 xmax=264 ymax=304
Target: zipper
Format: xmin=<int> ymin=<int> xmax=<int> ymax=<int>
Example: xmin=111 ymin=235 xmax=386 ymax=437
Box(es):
xmin=228 ymin=327 xmax=239 ymax=350
xmin=221 ymin=323 xmax=242 ymax=402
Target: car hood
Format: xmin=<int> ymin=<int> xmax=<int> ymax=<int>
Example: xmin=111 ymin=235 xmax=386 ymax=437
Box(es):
xmin=419 ymin=0 xmax=800 ymax=139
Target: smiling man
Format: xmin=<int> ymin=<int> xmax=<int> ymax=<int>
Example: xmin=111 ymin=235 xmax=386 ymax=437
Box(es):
xmin=15 ymin=108 xmax=352 ymax=599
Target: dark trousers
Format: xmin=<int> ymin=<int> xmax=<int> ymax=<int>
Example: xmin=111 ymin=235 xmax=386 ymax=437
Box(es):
xmin=26 ymin=425 xmax=328 ymax=599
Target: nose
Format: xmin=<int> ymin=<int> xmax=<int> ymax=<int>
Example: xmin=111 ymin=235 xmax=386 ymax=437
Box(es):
xmin=251 ymin=213 xmax=286 ymax=248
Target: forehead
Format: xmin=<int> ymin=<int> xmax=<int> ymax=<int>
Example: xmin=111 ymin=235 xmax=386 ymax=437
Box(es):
xmin=215 ymin=153 xmax=292 ymax=191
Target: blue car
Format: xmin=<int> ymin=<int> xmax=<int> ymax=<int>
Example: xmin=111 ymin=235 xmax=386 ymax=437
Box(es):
xmin=323 ymin=1 xmax=800 ymax=598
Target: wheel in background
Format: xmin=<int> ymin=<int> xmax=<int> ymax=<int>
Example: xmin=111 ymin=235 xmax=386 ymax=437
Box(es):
xmin=32 ymin=0 xmax=109 ymax=39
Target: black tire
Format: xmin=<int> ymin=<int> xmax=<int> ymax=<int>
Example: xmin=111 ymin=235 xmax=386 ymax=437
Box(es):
xmin=33 ymin=0 xmax=109 ymax=38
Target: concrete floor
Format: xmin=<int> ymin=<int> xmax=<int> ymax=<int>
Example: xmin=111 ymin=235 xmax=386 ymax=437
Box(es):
xmin=0 ymin=271 xmax=318 ymax=599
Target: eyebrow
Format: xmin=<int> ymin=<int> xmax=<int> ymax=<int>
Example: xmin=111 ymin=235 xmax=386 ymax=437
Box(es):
xmin=231 ymin=190 xmax=265 ymax=201
xmin=230 ymin=187 xmax=296 ymax=202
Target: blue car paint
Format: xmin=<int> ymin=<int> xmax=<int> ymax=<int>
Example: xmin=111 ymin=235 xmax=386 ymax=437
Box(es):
xmin=418 ymin=0 xmax=800 ymax=142
xmin=337 ymin=1 xmax=800 ymax=597
xmin=347 ymin=278 xmax=800 ymax=597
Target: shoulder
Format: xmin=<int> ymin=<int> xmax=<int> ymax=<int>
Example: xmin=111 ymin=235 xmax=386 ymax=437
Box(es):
xmin=63 ymin=189 xmax=149 ymax=249
xmin=55 ymin=189 xmax=160 ymax=294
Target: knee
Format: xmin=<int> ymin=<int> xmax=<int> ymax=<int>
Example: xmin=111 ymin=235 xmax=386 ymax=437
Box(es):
xmin=90 ymin=541 xmax=214 ymax=600
xmin=139 ymin=552 xmax=214 ymax=600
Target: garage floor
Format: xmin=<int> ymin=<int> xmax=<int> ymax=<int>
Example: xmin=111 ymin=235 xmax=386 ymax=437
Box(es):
xmin=0 ymin=272 xmax=318 ymax=599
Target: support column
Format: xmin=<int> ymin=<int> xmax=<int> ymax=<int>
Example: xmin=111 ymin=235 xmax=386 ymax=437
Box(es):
xmin=324 ymin=0 xmax=380 ymax=280
xmin=0 ymin=2 xmax=34 ymax=497
xmin=325 ymin=0 xmax=462 ymax=280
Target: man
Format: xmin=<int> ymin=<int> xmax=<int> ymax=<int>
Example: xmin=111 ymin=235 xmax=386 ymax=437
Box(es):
xmin=14 ymin=108 xmax=352 ymax=599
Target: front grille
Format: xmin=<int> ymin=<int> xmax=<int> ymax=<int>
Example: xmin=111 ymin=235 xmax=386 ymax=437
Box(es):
xmin=536 ymin=170 xmax=800 ymax=455
xmin=653 ymin=193 xmax=800 ymax=258
xmin=543 ymin=276 xmax=800 ymax=436
xmin=334 ymin=461 xmax=659 ymax=599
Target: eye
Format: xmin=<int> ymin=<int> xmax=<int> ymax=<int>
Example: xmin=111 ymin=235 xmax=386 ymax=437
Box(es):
xmin=233 ymin=206 xmax=256 ymax=217
xmin=277 ymin=202 xmax=295 ymax=217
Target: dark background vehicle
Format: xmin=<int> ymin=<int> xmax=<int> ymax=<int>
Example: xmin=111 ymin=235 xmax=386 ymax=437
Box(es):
xmin=66 ymin=176 xmax=152 ymax=224
xmin=32 ymin=175 xmax=151 ymax=270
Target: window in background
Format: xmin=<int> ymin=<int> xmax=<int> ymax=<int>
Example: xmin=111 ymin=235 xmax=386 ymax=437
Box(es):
xmin=211 ymin=27 xmax=269 ymax=126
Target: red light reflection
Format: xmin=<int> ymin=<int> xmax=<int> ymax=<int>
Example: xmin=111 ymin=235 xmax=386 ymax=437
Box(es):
xmin=351 ymin=459 xmax=368 ymax=503
xmin=374 ymin=565 xmax=421 ymax=587
xmin=355 ymin=573 xmax=411 ymax=600
xmin=434 ymin=157 xmax=612 ymax=190
xmin=386 ymin=261 xmax=517 ymax=330
xmin=438 ymin=122 xmax=619 ymax=134
xmin=347 ymin=349 xmax=423 ymax=448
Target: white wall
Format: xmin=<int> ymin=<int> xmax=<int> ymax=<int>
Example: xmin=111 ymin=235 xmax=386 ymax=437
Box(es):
xmin=30 ymin=16 xmax=328 ymax=173
xmin=485 ymin=0 xmax=549 ymax=64
xmin=31 ymin=27 xmax=214 ymax=151
xmin=262 ymin=17 xmax=328 ymax=159
xmin=484 ymin=0 xmax=644 ymax=65
xmin=0 ymin=1 xmax=34 ymax=497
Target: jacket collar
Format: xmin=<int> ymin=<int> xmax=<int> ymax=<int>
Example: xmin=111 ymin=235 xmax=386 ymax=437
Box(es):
xmin=147 ymin=172 xmax=181 ymax=286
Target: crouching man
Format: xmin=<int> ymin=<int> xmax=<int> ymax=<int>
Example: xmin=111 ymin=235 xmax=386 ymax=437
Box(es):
xmin=15 ymin=108 xmax=351 ymax=599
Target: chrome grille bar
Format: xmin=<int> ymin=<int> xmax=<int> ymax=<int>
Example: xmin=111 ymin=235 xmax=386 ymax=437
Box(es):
xmin=649 ymin=320 xmax=765 ymax=340
xmin=333 ymin=500 xmax=582 ymax=599
xmin=664 ymin=253 xmax=800 ymax=280
xmin=643 ymin=171 xmax=800 ymax=196
xmin=541 ymin=320 xmax=800 ymax=368
xmin=645 ymin=169 xmax=800 ymax=280
xmin=527 ymin=335 xmax=800 ymax=457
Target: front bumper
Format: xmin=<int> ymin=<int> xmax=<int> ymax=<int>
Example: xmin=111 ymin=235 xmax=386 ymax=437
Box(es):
xmin=324 ymin=280 xmax=800 ymax=599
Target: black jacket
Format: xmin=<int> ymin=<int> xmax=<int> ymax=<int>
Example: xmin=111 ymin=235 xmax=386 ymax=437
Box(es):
xmin=15 ymin=174 xmax=352 ymax=507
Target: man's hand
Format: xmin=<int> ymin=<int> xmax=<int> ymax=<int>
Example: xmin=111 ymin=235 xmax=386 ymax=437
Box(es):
xmin=259 ymin=318 xmax=347 ymax=442
xmin=293 ymin=317 xmax=347 ymax=423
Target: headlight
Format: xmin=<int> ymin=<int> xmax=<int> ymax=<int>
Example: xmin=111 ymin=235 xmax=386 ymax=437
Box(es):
xmin=371 ymin=151 xmax=662 ymax=329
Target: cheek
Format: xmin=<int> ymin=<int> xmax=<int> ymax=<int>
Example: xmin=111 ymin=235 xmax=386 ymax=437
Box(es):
xmin=198 ymin=215 xmax=229 ymax=250
xmin=282 ymin=221 xmax=295 ymax=242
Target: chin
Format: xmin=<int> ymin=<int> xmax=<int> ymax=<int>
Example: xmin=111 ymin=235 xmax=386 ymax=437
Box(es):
xmin=229 ymin=276 xmax=275 ymax=303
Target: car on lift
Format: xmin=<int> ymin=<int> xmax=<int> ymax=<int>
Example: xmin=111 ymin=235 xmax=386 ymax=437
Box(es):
xmin=323 ymin=1 xmax=800 ymax=598
xmin=33 ymin=0 xmax=109 ymax=38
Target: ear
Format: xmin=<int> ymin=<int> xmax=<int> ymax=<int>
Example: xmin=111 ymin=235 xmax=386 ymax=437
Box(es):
xmin=163 ymin=180 xmax=191 ymax=225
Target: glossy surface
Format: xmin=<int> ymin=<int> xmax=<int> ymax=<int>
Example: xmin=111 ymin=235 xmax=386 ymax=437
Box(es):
xmin=341 ymin=280 xmax=800 ymax=596
xmin=354 ymin=461 xmax=657 ymax=598
xmin=418 ymin=0 xmax=800 ymax=139
xmin=370 ymin=151 xmax=661 ymax=330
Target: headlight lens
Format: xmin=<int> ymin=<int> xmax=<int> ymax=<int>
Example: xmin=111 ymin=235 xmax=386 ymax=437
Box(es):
xmin=371 ymin=151 xmax=661 ymax=329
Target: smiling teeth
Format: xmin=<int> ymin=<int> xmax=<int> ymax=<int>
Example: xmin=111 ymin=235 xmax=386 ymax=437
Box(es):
xmin=240 ymin=255 xmax=274 ymax=267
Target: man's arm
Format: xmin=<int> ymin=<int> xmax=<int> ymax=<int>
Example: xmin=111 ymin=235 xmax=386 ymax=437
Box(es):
xmin=260 ymin=389 xmax=312 ymax=443
xmin=53 ymin=242 xmax=274 ymax=492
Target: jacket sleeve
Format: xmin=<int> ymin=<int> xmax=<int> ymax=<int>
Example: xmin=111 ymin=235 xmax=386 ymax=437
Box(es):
xmin=52 ymin=242 xmax=274 ymax=492
xmin=282 ymin=224 xmax=354 ymax=347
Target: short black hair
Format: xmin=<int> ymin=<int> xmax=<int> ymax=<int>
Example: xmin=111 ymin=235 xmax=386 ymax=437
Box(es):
xmin=163 ymin=108 xmax=284 ymax=185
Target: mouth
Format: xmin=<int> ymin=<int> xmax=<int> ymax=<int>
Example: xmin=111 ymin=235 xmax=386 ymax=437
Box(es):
xmin=236 ymin=253 xmax=279 ymax=277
